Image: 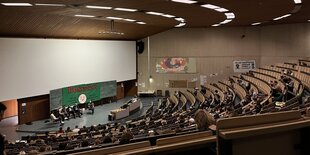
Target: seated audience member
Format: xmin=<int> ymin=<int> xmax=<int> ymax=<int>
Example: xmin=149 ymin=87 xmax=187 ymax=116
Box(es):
xmin=0 ymin=102 xmax=7 ymax=155
xmin=214 ymin=90 xmax=221 ymax=105
xmin=39 ymin=145 xmax=47 ymax=153
xmin=271 ymin=81 xmax=283 ymax=102
xmin=80 ymin=126 xmax=88 ymax=133
xmin=94 ymin=138 xmax=101 ymax=145
xmin=194 ymin=109 xmax=214 ymax=131
xmin=57 ymin=127 xmax=65 ymax=135
xmin=58 ymin=142 xmax=68 ymax=150
xmin=102 ymin=134 xmax=113 ymax=144
xmin=66 ymin=127 xmax=72 ymax=133
xmin=72 ymin=125 xmax=80 ymax=133
xmin=81 ymin=140 xmax=89 ymax=147
xmin=287 ymin=79 xmax=294 ymax=92
xmin=119 ymin=130 xmax=133 ymax=144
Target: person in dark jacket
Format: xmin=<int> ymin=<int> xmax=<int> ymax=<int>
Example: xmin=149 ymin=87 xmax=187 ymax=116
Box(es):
xmin=0 ymin=102 xmax=7 ymax=155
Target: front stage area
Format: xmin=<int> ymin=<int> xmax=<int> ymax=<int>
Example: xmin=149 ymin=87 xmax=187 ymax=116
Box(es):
xmin=0 ymin=96 xmax=158 ymax=142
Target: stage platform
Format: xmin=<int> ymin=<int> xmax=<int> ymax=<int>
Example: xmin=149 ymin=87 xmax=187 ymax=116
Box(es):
xmin=0 ymin=96 xmax=159 ymax=142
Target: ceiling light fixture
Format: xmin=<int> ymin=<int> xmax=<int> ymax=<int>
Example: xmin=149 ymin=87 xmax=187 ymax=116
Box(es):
xmin=86 ymin=5 xmax=112 ymax=10
xmin=162 ymin=14 xmax=175 ymax=18
xmin=136 ymin=21 xmax=146 ymax=25
xmin=171 ymin=0 xmax=198 ymax=4
xmin=35 ymin=3 xmax=66 ymax=7
xmin=212 ymin=24 xmax=220 ymax=27
xmin=146 ymin=11 xmax=164 ymax=16
xmin=251 ymin=22 xmax=261 ymax=26
xmin=273 ymin=14 xmax=291 ymax=20
xmin=1 ymin=3 xmax=32 ymax=6
xmin=114 ymin=8 xmax=137 ymax=12
xmin=220 ymin=19 xmax=232 ymax=24
xmin=294 ymin=0 xmax=302 ymax=4
xmin=123 ymin=19 xmax=136 ymax=22
xmin=215 ymin=8 xmax=229 ymax=12
xmin=175 ymin=22 xmax=186 ymax=27
xmin=201 ymin=4 xmax=220 ymax=9
xmin=106 ymin=17 xmax=124 ymax=20
xmin=175 ymin=17 xmax=185 ymax=22
xmin=225 ymin=13 xmax=235 ymax=19
xmin=75 ymin=14 xmax=95 ymax=18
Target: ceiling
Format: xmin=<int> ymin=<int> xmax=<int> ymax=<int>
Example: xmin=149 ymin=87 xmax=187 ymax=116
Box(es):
xmin=0 ymin=0 xmax=309 ymax=40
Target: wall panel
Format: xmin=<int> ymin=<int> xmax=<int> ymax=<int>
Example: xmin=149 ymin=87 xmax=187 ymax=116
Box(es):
xmin=138 ymin=23 xmax=310 ymax=92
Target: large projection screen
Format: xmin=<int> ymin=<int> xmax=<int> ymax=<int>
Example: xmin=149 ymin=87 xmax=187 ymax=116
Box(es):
xmin=0 ymin=38 xmax=136 ymax=101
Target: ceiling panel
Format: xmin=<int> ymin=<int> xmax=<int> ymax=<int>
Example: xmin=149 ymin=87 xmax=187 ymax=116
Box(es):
xmin=0 ymin=0 xmax=308 ymax=40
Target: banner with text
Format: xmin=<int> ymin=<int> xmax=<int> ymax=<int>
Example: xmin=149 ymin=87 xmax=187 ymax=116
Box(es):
xmin=62 ymin=83 xmax=101 ymax=106
xmin=50 ymin=80 xmax=116 ymax=110
xmin=233 ymin=60 xmax=256 ymax=73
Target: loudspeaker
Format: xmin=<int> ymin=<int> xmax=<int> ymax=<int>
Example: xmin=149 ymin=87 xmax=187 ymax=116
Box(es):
xmin=136 ymin=41 xmax=144 ymax=54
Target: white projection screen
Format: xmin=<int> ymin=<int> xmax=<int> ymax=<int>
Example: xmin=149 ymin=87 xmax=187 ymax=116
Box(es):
xmin=0 ymin=38 xmax=136 ymax=102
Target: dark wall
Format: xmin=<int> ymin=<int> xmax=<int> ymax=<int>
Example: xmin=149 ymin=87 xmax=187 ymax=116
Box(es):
xmin=17 ymin=94 xmax=50 ymax=125
xmin=124 ymin=79 xmax=137 ymax=97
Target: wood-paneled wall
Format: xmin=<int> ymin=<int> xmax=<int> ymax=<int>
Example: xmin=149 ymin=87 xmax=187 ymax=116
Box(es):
xmin=117 ymin=82 xmax=125 ymax=100
xmin=2 ymin=99 xmax=18 ymax=118
xmin=17 ymin=94 xmax=50 ymax=125
xmin=137 ymin=23 xmax=310 ymax=93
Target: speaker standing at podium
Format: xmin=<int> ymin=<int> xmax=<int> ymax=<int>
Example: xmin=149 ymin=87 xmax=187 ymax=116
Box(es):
xmin=89 ymin=100 xmax=95 ymax=115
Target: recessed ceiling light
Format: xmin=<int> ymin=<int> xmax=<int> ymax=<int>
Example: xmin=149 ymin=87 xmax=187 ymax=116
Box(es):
xmin=162 ymin=14 xmax=175 ymax=18
xmin=294 ymin=0 xmax=302 ymax=4
xmin=225 ymin=13 xmax=235 ymax=19
xmin=114 ymin=8 xmax=137 ymax=12
xmin=171 ymin=0 xmax=197 ymax=4
xmin=220 ymin=19 xmax=232 ymax=24
xmin=215 ymin=8 xmax=229 ymax=12
xmin=136 ymin=22 xmax=146 ymax=25
xmin=251 ymin=22 xmax=261 ymax=26
xmin=175 ymin=17 xmax=185 ymax=22
xmin=123 ymin=19 xmax=136 ymax=22
xmin=308 ymin=20 xmax=310 ymax=22
xmin=175 ymin=23 xmax=186 ymax=27
xmin=74 ymin=14 xmax=95 ymax=18
xmin=273 ymin=14 xmax=291 ymax=20
xmin=86 ymin=5 xmax=112 ymax=10
xmin=35 ymin=3 xmax=66 ymax=7
xmin=146 ymin=11 xmax=164 ymax=16
xmin=106 ymin=17 xmax=124 ymax=20
xmin=1 ymin=3 xmax=32 ymax=6
xmin=212 ymin=24 xmax=220 ymax=27
xmin=201 ymin=4 xmax=220 ymax=9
